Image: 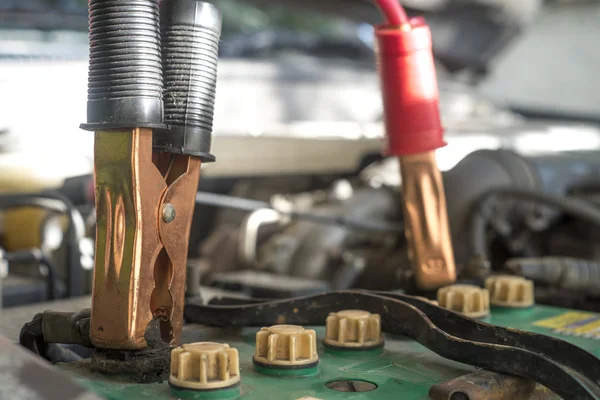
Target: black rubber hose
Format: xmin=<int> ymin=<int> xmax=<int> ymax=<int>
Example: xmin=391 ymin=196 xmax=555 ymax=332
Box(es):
xmin=468 ymin=188 xmax=600 ymax=261
xmin=19 ymin=312 xmax=93 ymax=363
xmin=19 ymin=313 xmax=46 ymax=357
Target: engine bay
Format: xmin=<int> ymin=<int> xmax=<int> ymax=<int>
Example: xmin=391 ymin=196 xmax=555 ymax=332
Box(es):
xmin=1 ymin=1 xmax=600 ymax=399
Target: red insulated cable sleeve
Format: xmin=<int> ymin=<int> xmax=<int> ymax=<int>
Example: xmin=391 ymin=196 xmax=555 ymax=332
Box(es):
xmin=373 ymin=0 xmax=408 ymax=26
xmin=376 ymin=17 xmax=446 ymax=156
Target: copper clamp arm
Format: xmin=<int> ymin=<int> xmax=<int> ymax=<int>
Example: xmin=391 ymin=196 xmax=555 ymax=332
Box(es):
xmin=399 ymin=152 xmax=456 ymax=290
xmin=91 ymin=128 xmax=201 ymax=350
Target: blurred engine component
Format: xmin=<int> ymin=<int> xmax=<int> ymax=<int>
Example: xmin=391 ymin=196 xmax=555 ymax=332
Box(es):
xmin=0 ymin=192 xmax=87 ymax=307
xmin=4 ymin=148 xmax=600 ymax=308
xmin=251 ymin=186 xmax=398 ymax=281
xmin=196 ymin=148 xmax=600 ymax=301
xmin=211 ymin=270 xmax=330 ymax=298
xmin=197 ymin=179 xmax=402 ymax=292
xmin=468 ymin=189 xmax=600 ymax=265
xmin=506 ymin=257 xmax=600 ymax=297
xmin=444 ymin=149 xmax=600 ymax=269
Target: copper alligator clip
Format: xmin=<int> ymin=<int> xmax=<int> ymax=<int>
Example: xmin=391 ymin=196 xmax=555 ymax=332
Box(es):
xmin=375 ymin=18 xmax=456 ymax=290
xmin=85 ymin=0 xmax=222 ymax=351
xmin=91 ymin=131 xmax=201 ymax=350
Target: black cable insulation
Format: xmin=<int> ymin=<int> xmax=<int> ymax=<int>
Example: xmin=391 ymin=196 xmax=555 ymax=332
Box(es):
xmin=468 ymin=188 xmax=600 ymax=260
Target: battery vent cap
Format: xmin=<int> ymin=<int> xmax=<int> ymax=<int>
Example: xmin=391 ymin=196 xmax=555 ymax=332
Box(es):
xmin=438 ymin=284 xmax=490 ymax=318
xmin=254 ymin=325 xmax=318 ymax=368
xmin=486 ymin=275 xmax=534 ymax=308
xmin=324 ymin=310 xmax=383 ymax=350
xmin=169 ymin=342 xmax=240 ymax=390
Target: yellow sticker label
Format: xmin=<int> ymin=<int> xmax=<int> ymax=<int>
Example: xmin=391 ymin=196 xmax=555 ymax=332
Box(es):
xmin=534 ymin=312 xmax=596 ymax=329
xmin=534 ymin=312 xmax=600 ymax=339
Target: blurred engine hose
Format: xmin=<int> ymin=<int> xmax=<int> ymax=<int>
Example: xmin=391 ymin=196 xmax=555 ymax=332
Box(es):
xmin=444 ymin=150 xmax=538 ymax=239
xmin=443 ymin=149 xmax=600 ymax=266
xmin=196 ymin=191 xmax=272 ymax=212
xmin=444 ymin=150 xmax=539 ymax=266
xmin=4 ymin=249 xmax=58 ymax=301
xmin=506 ymin=257 xmax=600 ymax=296
xmin=469 ymin=189 xmax=600 ymax=261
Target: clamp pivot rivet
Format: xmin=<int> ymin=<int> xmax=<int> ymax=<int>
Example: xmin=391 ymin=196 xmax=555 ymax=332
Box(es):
xmin=162 ymin=203 xmax=176 ymax=223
